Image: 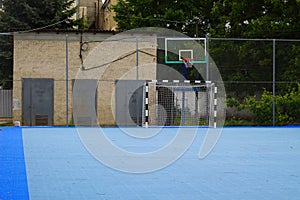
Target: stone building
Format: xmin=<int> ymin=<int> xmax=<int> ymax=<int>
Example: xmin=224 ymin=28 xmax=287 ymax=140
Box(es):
xmin=77 ymin=0 xmax=117 ymax=30
xmin=77 ymin=0 xmax=102 ymax=29
xmin=100 ymin=0 xmax=117 ymax=30
xmin=13 ymin=31 xmax=157 ymax=126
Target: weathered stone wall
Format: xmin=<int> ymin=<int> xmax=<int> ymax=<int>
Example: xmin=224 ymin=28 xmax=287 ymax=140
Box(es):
xmin=78 ymin=0 xmax=103 ymax=28
xmin=100 ymin=0 xmax=117 ymax=30
xmin=13 ymin=32 xmax=156 ymax=126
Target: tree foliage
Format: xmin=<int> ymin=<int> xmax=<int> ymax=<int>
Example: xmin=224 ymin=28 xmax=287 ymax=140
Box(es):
xmin=210 ymin=0 xmax=300 ymax=38
xmin=113 ymin=0 xmax=300 ymax=39
xmin=243 ymin=85 xmax=300 ymax=125
xmin=113 ymin=0 xmax=300 ymax=125
xmin=0 ymin=0 xmax=77 ymax=31
xmin=209 ymin=0 xmax=300 ymax=96
xmin=112 ymin=0 xmax=214 ymax=37
xmin=0 ymin=0 xmax=77 ymax=88
xmin=226 ymin=84 xmax=300 ymax=125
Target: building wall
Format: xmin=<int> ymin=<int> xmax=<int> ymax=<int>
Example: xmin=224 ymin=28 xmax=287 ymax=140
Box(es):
xmin=78 ymin=0 xmax=103 ymax=29
xmin=100 ymin=0 xmax=117 ymax=30
xmin=73 ymin=0 xmax=117 ymax=30
xmin=13 ymin=31 xmax=156 ymax=126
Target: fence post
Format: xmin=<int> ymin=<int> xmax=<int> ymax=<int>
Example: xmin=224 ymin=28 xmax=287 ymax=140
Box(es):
xmin=272 ymin=39 xmax=276 ymax=126
xmin=205 ymin=34 xmax=210 ymax=125
xmin=136 ymin=37 xmax=139 ymax=80
xmin=66 ymin=34 xmax=69 ymax=126
xmin=206 ymin=34 xmax=210 ymax=81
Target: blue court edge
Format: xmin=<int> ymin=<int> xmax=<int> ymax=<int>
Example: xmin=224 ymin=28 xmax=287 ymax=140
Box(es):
xmin=0 ymin=127 xmax=29 ymax=200
xmin=19 ymin=125 xmax=300 ymax=129
xmin=1 ymin=126 xmax=300 ymax=199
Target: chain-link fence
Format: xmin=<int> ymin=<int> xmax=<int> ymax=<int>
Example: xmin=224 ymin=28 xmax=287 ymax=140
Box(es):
xmin=209 ymin=38 xmax=300 ymax=126
xmin=0 ymin=32 xmax=299 ymax=126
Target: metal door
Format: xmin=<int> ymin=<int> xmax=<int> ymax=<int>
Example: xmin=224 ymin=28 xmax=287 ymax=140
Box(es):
xmin=72 ymin=79 xmax=98 ymax=126
xmin=0 ymin=90 xmax=12 ymax=118
xmin=22 ymin=78 xmax=54 ymax=126
xmin=115 ymin=80 xmax=145 ymax=126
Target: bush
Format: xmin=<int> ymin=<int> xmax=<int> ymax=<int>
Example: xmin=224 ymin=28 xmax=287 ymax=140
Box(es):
xmin=278 ymin=84 xmax=300 ymax=122
xmin=244 ymin=90 xmax=274 ymax=125
xmin=243 ymin=84 xmax=300 ymax=125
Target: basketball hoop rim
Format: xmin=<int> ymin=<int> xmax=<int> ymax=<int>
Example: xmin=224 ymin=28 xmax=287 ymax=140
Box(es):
xmin=181 ymin=58 xmax=194 ymax=63
xmin=182 ymin=58 xmax=194 ymax=68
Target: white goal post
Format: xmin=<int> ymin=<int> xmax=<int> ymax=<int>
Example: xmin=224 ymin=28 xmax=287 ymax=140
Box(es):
xmin=142 ymin=80 xmax=217 ymax=128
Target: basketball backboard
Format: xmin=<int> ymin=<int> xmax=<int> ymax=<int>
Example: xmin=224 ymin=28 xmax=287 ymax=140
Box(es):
xmin=165 ymin=38 xmax=207 ymax=64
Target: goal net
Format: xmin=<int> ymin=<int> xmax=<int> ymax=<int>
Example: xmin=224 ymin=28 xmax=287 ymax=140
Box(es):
xmin=143 ymin=80 xmax=217 ymax=128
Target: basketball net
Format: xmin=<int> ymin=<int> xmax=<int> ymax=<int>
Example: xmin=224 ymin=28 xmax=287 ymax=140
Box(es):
xmin=182 ymin=58 xmax=193 ymax=68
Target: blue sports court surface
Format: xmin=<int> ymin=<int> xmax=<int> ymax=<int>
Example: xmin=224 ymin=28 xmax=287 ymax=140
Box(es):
xmin=1 ymin=126 xmax=300 ymax=199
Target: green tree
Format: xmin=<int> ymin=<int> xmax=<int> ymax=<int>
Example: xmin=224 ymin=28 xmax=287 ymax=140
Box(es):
xmin=112 ymin=1 xmax=300 ymax=125
xmin=113 ymin=1 xmax=300 ymax=82
xmin=1 ymin=0 xmax=77 ymax=31
xmin=112 ymin=0 xmax=215 ymax=81
xmin=210 ymin=0 xmax=300 ymax=38
xmin=112 ymin=0 xmax=214 ymax=37
xmin=113 ymin=0 xmax=300 ymax=39
xmin=0 ymin=0 xmax=77 ymax=89
xmin=209 ymin=0 xmax=300 ymax=96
